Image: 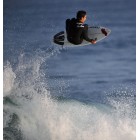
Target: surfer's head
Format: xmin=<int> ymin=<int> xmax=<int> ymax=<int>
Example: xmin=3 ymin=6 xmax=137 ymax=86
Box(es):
xmin=77 ymin=10 xmax=87 ymax=23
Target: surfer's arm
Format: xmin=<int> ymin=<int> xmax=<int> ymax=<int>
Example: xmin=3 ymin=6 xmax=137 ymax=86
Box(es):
xmin=82 ymin=31 xmax=96 ymax=44
xmin=82 ymin=25 xmax=96 ymax=44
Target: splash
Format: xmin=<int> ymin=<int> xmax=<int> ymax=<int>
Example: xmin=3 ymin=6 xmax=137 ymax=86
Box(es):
xmin=3 ymin=61 xmax=16 ymax=96
xmin=3 ymin=51 xmax=135 ymax=140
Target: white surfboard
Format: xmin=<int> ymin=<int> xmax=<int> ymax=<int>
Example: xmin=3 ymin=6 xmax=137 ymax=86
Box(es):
xmin=53 ymin=26 xmax=111 ymax=47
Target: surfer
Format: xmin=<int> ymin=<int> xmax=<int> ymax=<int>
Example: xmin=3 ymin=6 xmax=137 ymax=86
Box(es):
xmin=66 ymin=10 xmax=97 ymax=45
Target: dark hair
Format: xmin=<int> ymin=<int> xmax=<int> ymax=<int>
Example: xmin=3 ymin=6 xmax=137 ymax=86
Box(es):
xmin=76 ymin=10 xmax=86 ymax=20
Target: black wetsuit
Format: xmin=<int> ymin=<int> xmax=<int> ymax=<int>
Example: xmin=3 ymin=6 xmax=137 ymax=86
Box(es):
xmin=66 ymin=18 xmax=93 ymax=45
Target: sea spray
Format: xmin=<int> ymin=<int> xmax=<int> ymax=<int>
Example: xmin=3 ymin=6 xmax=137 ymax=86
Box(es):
xmin=3 ymin=61 xmax=16 ymax=96
xmin=3 ymin=51 xmax=135 ymax=140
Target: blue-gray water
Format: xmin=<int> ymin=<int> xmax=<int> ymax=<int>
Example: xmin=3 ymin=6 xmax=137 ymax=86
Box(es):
xmin=3 ymin=0 xmax=136 ymax=140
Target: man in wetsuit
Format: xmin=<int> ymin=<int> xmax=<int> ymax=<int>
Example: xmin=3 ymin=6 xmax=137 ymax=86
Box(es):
xmin=66 ymin=10 xmax=96 ymax=45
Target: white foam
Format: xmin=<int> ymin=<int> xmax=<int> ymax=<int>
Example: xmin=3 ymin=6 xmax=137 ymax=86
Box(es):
xmin=15 ymin=94 xmax=135 ymax=140
xmin=3 ymin=62 xmax=16 ymax=96
xmin=3 ymin=52 xmax=135 ymax=140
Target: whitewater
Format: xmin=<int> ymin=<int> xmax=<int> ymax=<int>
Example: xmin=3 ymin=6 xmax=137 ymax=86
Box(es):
xmin=3 ymin=50 xmax=135 ymax=140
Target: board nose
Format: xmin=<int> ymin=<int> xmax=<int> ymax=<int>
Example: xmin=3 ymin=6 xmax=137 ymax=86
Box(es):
xmin=106 ymin=28 xmax=111 ymax=35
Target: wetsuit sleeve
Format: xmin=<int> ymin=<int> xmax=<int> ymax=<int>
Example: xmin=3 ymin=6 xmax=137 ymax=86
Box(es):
xmin=82 ymin=25 xmax=93 ymax=42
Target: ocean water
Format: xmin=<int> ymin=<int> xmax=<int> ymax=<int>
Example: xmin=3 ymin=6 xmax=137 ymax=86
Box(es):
xmin=3 ymin=0 xmax=136 ymax=140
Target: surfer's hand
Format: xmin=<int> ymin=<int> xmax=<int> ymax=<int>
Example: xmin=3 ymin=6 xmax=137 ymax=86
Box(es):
xmin=91 ymin=40 xmax=96 ymax=44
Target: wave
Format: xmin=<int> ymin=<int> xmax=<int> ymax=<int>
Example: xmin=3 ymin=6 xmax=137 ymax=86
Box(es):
xmin=3 ymin=50 xmax=135 ymax=140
